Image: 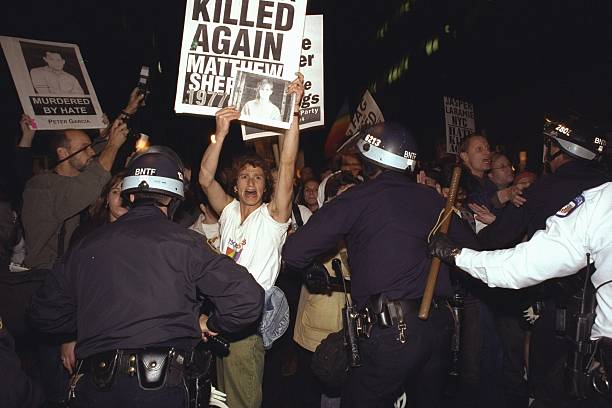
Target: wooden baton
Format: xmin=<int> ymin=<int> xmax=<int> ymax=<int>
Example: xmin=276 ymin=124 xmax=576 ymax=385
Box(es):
xmin=418 ymin=165 xmax=462 ymax=320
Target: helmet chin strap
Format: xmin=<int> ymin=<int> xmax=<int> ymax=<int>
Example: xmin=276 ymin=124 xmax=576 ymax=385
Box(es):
xmin=544 ymin=138 xmax=564 ymax=164
xmin=166 ymin=198 xmax=182 ymax=220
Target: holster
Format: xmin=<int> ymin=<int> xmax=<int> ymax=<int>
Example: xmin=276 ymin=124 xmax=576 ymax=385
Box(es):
xmin=184 ymin=345 xmax=214 ymax=408
xmin=137 ymin=349 xmax=170 ymax=390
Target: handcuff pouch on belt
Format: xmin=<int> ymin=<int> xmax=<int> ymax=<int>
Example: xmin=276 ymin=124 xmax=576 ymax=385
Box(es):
xmin=87 ymin=348 xmax=186 ymax=391
xmin=137 ymin=349 xmax=170 ymax=390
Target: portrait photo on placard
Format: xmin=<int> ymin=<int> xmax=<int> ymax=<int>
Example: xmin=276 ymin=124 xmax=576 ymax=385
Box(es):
xmin=20 ymin=40 xmax=89 ymax=95
xmin=230 ymin=69 xmax=295 ymax=130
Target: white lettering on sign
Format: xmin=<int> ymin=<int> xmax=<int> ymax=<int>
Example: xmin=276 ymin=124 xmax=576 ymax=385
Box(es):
xmin=555 ymin=124 xmax=572 ymax=136
xmin=135 ymin=168 xmax=157 ymax=176
xmin=404 ymin=151 xmax=417 ymax=160
xmin=364 ymin=134 xmax=381 ymax=147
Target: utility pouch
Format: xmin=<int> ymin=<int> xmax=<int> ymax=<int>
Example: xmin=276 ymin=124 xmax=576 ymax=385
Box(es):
xmin=368 ymin=294 xmax=391 ymax=327
xmin=137 ymin=349 xmax=170 ymax=390
xmin=90 ymin=350 xmax=119 ymax=391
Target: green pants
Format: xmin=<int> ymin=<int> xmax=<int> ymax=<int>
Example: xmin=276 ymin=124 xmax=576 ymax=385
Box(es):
xmin=216 ymin=334 xmax=265 ymax=408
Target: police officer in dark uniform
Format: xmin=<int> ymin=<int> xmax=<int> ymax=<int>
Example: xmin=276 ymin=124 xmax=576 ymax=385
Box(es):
xmin=475 ymin=115 xmax=608 ymax=408
xmin=0 ymin=315 xmax=45 ymax=408
xmin=29 ymin=146 xmax=264 ymax=407
xmin=282 ymin=122 xmax=478 ymax=408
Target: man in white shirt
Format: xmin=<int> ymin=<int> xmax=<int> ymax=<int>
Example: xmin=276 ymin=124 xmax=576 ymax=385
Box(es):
xmin=198 ymin=73 xmax=304 ymax=408
xmin=30 ymin=51 xmax=84 ymax=95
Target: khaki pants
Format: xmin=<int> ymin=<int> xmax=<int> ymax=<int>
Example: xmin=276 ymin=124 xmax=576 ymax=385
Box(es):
xmin=216 ymin=334 xmax=265 ymax=408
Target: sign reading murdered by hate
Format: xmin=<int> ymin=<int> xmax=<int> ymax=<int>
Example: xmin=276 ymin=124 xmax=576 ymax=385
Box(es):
xmin=175 ymin=0 xmax=307 ymax=117
xmin=444 ymin=96 xmax=475 ymax=154
xmin=0 ymin=36 xmax=105 ymax=130
xmin=241 ymin=14 xmax=325 ymax=140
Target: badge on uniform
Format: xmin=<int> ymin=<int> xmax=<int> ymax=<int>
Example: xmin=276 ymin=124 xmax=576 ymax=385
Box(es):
xmin=555 ymin=194 xmax=585 ymax=218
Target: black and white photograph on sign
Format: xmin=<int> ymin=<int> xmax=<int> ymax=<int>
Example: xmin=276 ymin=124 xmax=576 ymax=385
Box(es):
xmin=20 ymin=41 xmax=88 ymax=95
xmin=230 ymin=69 xmax=295 ymax=130
xmin=240 ymin=14 xmax=325 ymax=141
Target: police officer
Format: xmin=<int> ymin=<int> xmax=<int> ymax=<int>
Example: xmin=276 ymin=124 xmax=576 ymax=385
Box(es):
xmin=0 ymin=315 xmax=45 ymax=408
xmin=431 ymin=181 xmax=612 ymax=406
xmin=29 ymin=146 xmax=264 ymax=407
xmin=477 ymin=114 xmax=608 ymax=248
xmin=282 ymin=122 xmax=478 ymax=408
xmin=474 ymin=115 xmax=608 ymax=408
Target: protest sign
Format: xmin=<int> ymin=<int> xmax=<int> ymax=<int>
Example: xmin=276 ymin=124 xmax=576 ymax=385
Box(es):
xmin=174 ymin=0 xmax=307 ymax=117
xmin=345 ymin=90 xmax=384 ymax=137
xmin=443 ymin=96 xmax=475 ymax=154
xmin=230 ymin=69 xmax=295 ymax=129
xmin=336 ymin=90 xmax=384 ymax=153
xmin=241 ymin=14 xmax=324 ymax=140
xmin=0 ymin=36 xmax=105 ymax=130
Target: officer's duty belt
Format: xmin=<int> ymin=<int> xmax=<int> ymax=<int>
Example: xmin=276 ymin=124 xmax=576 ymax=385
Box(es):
xmin=81 ymin=347 xmax=188 ymax=391
xmin=354 ymin=296 xmax=446 ymax=341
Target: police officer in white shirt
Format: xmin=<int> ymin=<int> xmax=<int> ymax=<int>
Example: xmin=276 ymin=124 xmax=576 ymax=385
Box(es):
xmin=431 ymin=182 xmax=612 ymax=404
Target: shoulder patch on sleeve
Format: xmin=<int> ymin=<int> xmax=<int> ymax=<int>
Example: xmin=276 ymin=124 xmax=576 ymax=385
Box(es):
xmin=555 ymin=194 xmax=585 ymax=218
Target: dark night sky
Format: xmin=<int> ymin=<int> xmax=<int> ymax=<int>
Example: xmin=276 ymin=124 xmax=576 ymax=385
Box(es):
xmin=1 ymin=0 xmax=611 ymax=175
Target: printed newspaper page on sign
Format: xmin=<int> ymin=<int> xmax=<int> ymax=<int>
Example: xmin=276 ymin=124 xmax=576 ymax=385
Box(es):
xmin=230 ymin=69 xmax=295 ymax=129
xmin=241 ymin=14 xmax=324 ymax=140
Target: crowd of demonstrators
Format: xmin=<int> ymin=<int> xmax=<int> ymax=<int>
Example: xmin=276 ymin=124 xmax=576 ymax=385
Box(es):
xmin=1 ymin=65 xmax=611 ymax=408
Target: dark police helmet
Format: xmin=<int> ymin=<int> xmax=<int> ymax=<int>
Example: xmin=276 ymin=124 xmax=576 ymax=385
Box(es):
xmin=542 ymin=116 xmax=607 ymax=161
xmin=122 ymin=145 xmax=185 ymax=200
xmin=356 ymin=121 xmax=418 ymax=172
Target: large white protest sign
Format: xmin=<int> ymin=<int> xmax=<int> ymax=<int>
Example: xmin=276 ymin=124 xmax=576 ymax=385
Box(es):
xmin=174 ymin=0 xmax=307 ymax=116
xmin=444 ymin=96 xmax=475 ymax=154
xmin=241 ymin=14 xmax=324 ymax=140
xmin=1 ymin=36 xmax=105 ymax=130
xmin=336 ymin=90 xmax=384 ymax=153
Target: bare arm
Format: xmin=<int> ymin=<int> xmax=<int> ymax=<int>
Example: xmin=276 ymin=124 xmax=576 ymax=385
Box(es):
xmin=198 ymin=107 xmax=240 ymax=215
xmin=97 ymin=119 xmax=128 ymax=172
xmin=269 ymin=73 xmax=304 ymax=223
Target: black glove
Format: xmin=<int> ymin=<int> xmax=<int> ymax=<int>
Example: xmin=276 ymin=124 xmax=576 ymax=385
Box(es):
xmin=303 ymin=262 xmax=331 ymax=294
xmin=429 ymin=233 xmax=461 ymax=266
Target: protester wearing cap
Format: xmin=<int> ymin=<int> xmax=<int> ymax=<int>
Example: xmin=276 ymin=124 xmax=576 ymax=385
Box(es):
xmin=29 ymin=145 xmax=264 ymax=407
xmin=283 ymin=121 xmax=478 ymax=407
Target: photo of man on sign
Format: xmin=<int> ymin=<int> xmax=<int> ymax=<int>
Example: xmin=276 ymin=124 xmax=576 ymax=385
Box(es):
xmin=21 ymin=41 xmax=88 ymax=95
xmin=230 ymin=69 xmax=295 ymax=129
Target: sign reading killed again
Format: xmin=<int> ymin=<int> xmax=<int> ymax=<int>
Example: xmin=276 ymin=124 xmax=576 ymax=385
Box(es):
xmin=444 ymin=96 xmax=475 ymax=154
xmin=1 ymin=36 xmax=105 ymax=130
xmin=241 ymin=14 xmax=324 ymax=140
xmin=175 ymin=0 xmax=308 ymax=116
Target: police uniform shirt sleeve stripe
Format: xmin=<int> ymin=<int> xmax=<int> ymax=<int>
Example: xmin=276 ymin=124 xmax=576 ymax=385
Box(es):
xmin=456 ymin=182 xmax=612 ymax=339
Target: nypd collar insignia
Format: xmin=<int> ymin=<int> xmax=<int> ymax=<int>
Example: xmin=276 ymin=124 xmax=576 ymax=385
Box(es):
xmin=555 ymin=194 xmax=585 ymax=218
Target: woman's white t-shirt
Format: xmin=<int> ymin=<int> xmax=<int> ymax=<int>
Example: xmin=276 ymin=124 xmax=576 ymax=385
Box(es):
xmin=219 ymin=200 xmax=290 ymax=290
